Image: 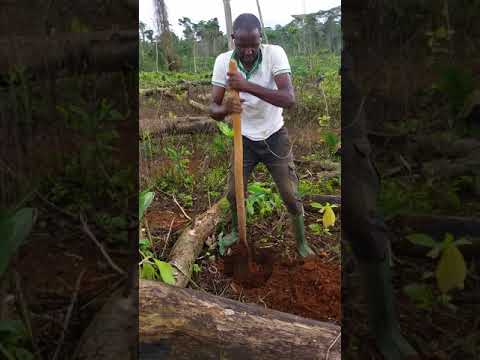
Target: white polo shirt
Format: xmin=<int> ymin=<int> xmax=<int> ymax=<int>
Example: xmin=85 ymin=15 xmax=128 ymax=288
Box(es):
xmin=211 ymin=44 xmax=292 ymax=141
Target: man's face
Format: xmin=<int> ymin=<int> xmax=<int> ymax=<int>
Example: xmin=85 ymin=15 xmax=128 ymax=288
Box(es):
xmin=232 ymin=28 xmax=261 ymax=65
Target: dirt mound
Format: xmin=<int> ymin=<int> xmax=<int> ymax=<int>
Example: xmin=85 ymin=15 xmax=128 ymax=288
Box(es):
xmin=220 ymin=249 xmax=340 ymax=323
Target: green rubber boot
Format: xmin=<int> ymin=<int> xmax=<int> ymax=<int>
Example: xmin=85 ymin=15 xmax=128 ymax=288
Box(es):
xmin=358 ymin=256 xmax=419 ymax=359
xmin=291 ymin=214 xmax=315 ymax=258
xmin=218 ymin=205 xmax=239 ymax=255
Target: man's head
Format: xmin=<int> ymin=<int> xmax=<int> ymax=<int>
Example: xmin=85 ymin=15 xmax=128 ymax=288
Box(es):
xmin=232 ymin=13 xmax=262 ymax=65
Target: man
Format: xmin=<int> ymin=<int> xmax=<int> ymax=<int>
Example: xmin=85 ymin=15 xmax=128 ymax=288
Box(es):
xmin=208 ymin=13 xmax=314 ymax=257
xmin=341 ymin=48 xmax=419 ymax=360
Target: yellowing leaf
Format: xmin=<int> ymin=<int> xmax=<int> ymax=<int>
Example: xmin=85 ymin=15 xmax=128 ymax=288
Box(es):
xmin=322 ymin=206 xmax=336 ymax=229
xmin=436 ymin=244 xmax=467 ymax=293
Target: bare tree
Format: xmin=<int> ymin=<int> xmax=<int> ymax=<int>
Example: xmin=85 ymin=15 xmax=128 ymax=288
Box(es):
xmin=152 ymin=0 xmax=180 ymax=71
xmin=255 ymin=0 xmax=269 ymax=44
xmin=223 ymin=0 xmax=234 ymax=50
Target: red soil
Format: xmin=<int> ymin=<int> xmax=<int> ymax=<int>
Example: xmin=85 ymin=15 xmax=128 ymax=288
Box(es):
xmin=220 ymin=247 xmax=341 ymax=323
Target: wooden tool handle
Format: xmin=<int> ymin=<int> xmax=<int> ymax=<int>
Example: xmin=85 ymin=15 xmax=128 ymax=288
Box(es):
xmin=228 ymin=60 xmax=248 ymax=252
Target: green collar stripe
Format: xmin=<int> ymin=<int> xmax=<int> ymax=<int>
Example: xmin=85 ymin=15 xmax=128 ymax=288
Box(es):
xmin=231 ymin=48 xmax=262 ymax=80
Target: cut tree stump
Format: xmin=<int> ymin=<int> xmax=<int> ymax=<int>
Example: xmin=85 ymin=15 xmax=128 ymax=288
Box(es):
xmin=168 ymin=199 xmax=227 ymax=288
xmin=139 ymin=280 xmax=341 ymax=360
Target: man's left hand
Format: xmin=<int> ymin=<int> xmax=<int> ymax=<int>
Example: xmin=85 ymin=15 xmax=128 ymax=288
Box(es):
xmin=227 ymin=71 xmax=249 ymax=92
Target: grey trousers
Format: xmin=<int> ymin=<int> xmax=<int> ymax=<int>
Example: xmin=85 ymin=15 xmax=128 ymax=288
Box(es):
xmin=225 ymin=126 xmax=303 ymax=216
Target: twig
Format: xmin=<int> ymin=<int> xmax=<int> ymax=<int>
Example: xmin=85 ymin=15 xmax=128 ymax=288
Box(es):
xmin=52 ymin=269 xmax=86 ymax=360
xmin=161 ymin=217 xmax=176 ymax=258
xmin=172 ymin=194 xmax=192 ymax=221
xmin=80 ymin=214 xmax=126 ymax=276
xmin=13 ymin=272 xmax=44 ymax=360
xmin=325 ymin=331 xmax=341 ymax=360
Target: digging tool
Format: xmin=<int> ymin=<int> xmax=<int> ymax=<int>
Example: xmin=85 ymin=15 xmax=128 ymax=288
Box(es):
xmin=228 ymin=59 xmax=252 ymax=266
xmin=227 ymin=59 xmax=273 ymax=288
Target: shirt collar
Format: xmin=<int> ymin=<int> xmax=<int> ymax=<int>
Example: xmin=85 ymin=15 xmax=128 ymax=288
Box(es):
xmin=231 ymin=46 xmax=263 ymax=80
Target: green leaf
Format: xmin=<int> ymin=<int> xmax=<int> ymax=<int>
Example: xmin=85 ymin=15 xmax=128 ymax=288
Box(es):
xmin=0 ymin=320 xmax=24 ymax=335
xmin=0 ymin=208 xmax=35 ymax=277
xmin=403 ymin=283 xmax=434 ymax=309
xmin=406 ymin=233 xmax=436 ymax=248
xmin=13 ymin=348 xmax=34 ymax=360
xmin=216 ymin=122 xmax=234 ymax=138
xmin=426 ymin=246 xmax=441 ymax=259
xmin=443 ymin=232 xmax=454 ymax=247
xmin=155 ymin=260 xmax=176 ymax=285
xmin=246 ymin=201 xmax=254 ymax=216
xmin=141 ymin=262 xmax=156 ymax=280
xmin=192 ymin=264 xmax=201 ymax=273
xmin=436 ymin=244 xmax=467 ymax=293
xmin=310 ymin=202 xmax=323 ymax=209
xmin=139 ymin=191 xmax=155 ymax=220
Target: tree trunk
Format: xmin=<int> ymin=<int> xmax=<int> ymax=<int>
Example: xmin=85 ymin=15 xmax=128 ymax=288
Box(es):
xmin=223 ymin=0 xmax=234 ymax=50
xmin=193 ymin=41 xmax=197 ymax=73
xmin=155 ymin=40 xmax=159 ymax=72
xmin=168 ymin=200 xmax=226 ymax=287
xmin=139 ymin=280 xmax=341 ymax=360
xmin=256 ymin=0 xmax=269 ymax=44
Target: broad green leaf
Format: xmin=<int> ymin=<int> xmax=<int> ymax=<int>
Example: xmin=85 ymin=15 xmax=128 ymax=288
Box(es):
xmin=310 ymin=202 xmax=323 ymax=209
xmin=139 ymin=191 xmax=154 ymax=220
xmin=406 ymin=233 xmax=437 ymax=248
xmin=141 ymin=262 xmax=156 ymax=280
xmin=436 ymin=244 xmax=467 ymax=293
xmin=155 ymin=260 xmax=176 ymax=285
xmin=0 ymin=208 xmax=35 ymax=277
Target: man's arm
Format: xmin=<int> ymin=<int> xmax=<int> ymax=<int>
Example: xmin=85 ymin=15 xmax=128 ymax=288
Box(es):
xmin=227 ymin=72 xmax=295 ymax=108
xmin=209 ymin=85 xmax=243 ymax=120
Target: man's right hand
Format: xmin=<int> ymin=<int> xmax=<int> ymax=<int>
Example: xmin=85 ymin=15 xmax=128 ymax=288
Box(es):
xmin=223 ymin=96 xmax=244 ymax=115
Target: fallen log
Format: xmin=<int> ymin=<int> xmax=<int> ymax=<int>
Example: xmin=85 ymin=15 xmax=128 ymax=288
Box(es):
xmin=0 ymin=31 xmax=137 ymax=82
xmin=168 ymin=199 xmax=227 ymax=287
xmin=392 ymin=214 xmax=480 ymax=258
xmin=304 ymin=194 xmax=341 ymax=205
xmin=188 ymin=99 xmax=209 ymax=113
xmin=139 ymin=280 xmax=341 ymax=360
xmin=74 ymin=290 xmax=136 ymax=360
xmin=140 ymin=117 xmax=218 ymax=136
xmin=421 ymin=153 xmax=480 ymax=179
xmin=294 ymin=159 xmax=340 ymax=172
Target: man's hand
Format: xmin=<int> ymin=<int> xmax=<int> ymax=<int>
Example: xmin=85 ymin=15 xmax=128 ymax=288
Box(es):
xmin=224 ymin=96 xmax=244 ymax=114
xmin=227 ymin=71 xmax=249 ymax=92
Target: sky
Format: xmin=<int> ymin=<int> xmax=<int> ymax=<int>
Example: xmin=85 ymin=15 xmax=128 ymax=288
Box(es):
xmin=140 ymin=0 xmax=340 ymax=38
